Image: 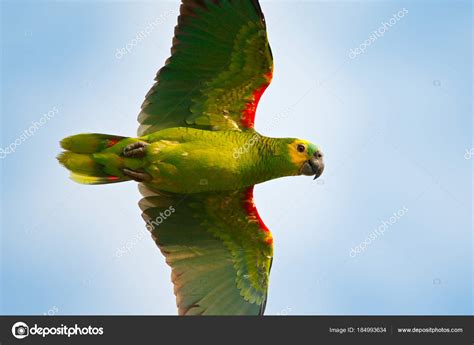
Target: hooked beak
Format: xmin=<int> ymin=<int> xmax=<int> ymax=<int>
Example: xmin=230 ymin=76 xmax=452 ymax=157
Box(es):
xmin=300 ymin=150 xmax=324 ymax=180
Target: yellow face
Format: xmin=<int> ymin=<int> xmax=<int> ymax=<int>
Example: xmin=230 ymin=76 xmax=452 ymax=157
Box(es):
xmin=287 ymin=139 xmax=317 ymax=165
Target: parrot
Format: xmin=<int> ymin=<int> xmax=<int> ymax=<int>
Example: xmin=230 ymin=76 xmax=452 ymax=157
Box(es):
xmin=58 ymin=0 xmax=324 ymax=315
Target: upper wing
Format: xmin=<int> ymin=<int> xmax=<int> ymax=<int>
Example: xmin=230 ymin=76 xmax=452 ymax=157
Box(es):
xmin=139 ymin=184 xmax=273 ymax=315
xmin=138 ymin=0 xmax=273 ymax=135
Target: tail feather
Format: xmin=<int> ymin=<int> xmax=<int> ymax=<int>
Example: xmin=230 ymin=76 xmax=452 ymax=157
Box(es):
xmin=69 ymin=172 xmax=124 ymax=185
xmin=58 ymin=133 xmax=136 ymax=185
xmin=60 ymin=133 xmax=125 ymax=153
xmin=57 ymin=151 xmax=105 ymax=175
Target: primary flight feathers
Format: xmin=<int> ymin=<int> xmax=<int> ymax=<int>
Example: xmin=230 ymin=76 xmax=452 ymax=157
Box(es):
xmin=138 ymin=0 xmax=273 ymax=134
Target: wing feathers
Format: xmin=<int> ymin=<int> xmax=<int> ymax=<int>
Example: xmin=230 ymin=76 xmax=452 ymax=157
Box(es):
xmin=139 ymin=184 xmax=273 ymax=315
xmin=137 ymin=0 xmax=273 ymax=135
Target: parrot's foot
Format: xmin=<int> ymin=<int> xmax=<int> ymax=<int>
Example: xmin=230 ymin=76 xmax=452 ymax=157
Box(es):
xmin=122 ymin=168 xmax=152 ymax=182
xmin=123 ymin=141 xmax=149 ymax=158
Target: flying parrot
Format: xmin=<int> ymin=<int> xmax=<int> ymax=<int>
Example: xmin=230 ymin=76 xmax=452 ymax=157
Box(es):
xmin=58 ymin=0 xmax=324 ymax=315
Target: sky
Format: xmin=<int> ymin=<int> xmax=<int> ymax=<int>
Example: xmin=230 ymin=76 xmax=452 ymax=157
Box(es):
xmin=1 ymin=0 xmax=472 ymax=315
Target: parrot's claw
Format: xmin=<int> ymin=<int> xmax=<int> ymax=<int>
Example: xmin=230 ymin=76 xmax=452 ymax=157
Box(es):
xmin=123 ymin=141 xmax=149 ymax=158
xmin=122 ymin=168 xmax=152 ymax=182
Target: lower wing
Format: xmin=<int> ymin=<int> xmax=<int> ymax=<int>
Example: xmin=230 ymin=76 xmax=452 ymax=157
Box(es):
xmin=138 ymin=184 xmax=273 ymax=315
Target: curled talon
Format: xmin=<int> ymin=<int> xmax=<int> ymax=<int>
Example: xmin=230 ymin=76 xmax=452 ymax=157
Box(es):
xmin=123 ymin=142 xmax=149 ymax=158
xmin=122 ymin=168 xmax=151 ymax=182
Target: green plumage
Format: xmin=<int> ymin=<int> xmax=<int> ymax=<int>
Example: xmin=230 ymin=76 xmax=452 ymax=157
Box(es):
xmin=58 ymin=128 xmax=305 ymax=190
xmin=139 ymin=185 xmax=272 ymax=315
xmin=57 ymin=0 xmax=324 ymax=315
xmin=138 ymin=0 xmax=272 ymax=134
xmin=142 ymin=128 xmax=300 ymax=193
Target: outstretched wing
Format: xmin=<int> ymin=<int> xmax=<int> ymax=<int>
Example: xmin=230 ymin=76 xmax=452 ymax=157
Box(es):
xmin=138 ymin=0 xmax=273 ymax=135
xmin=139 ymin=185 xmax=273 ymax=315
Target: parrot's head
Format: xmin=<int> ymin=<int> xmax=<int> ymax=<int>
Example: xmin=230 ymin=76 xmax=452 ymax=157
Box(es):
xmin=286 ymin=139 xmax=324 ymax=180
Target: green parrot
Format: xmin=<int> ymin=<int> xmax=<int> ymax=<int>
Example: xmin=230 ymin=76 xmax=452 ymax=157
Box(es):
xmin=58 ymin=0 xmax=324 ymax=315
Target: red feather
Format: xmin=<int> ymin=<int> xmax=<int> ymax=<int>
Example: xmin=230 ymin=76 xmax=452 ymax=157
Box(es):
xmin=241 ymin=71 xmax=273 ymax=128
xmin=243 ymin=186 xmax=273 ymax=245
xmin=106 ymin=138 xmax=120 ymax=148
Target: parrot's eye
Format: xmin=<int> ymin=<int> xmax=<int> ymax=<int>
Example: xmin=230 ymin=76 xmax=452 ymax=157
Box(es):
xmin=297 ymin=144 xmax=306 ymax=153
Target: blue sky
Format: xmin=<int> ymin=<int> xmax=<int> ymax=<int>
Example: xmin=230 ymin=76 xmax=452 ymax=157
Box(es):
xmin=1 ymin=0 xmax=472 ymax=315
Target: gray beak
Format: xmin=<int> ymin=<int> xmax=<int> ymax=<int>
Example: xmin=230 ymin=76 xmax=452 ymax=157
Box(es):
xmin=300 ymin=151 xmax=324 ymax=180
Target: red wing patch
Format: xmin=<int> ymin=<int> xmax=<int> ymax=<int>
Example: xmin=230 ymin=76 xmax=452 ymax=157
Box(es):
xmin=241 ymin=72 xmax=273 ymax=128
xmin=243 ymin=186 xmax=273 ymax=245
xmin=106 ymin=138 xmax=120 ymax=148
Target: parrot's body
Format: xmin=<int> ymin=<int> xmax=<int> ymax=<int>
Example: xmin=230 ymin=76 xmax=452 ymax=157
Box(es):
xmin=58 ymin=0 xmax=324 ymax=315
xmin=59 ymin=128 xmax=320 ymax=193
